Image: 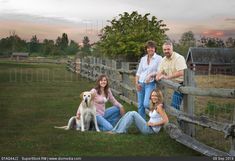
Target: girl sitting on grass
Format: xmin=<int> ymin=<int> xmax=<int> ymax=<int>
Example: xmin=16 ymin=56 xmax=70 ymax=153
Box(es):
xmin=108 ymin=89 xmax=168 ymax=134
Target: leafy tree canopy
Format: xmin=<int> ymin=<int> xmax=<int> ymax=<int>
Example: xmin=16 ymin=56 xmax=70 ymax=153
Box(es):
xmin=0 ymin=33 xmax=27 ymax=55
xmin=179 ymin=31 xmax=196 ymax=46
xmin=66 ymin=40 xmax=80 ymax=55
xmin=56 ymin=33 xmax=69 ymax=51
xmin=29 ymin=35 xmax=40 ymax=53
xmin=80 ymin=36 xmax=91 ymax=57
xmin=173 ymin=31 xmax=196 ymax=57
xmin=226 ymin=37 xmax=235 ymax=48
xmin=198 ymin=36 xmax=225 ymax=48
xmin=96 ymin=11 xmax=168 ymax=61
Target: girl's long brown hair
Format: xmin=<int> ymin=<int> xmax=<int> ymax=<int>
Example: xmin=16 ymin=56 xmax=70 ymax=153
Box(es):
xmin=149 ymin=89 xmax=164 ymax=111
xmin=95 ymin=74 xmax=109 ymax=98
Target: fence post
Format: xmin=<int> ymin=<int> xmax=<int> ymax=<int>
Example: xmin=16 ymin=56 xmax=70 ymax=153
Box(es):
xmin=182 ymin=69 xmax=196 ymax=137
xmin=208 ymin=61 xmax=212 ymax=76
xmin=90 ymin=57 xmax=95 ymax=80
xmin=80 ymin=58 xmax=83 ymax=76
xmin=229 ymin=110 xmax=235 ymax=155
xmin=96 ymin=57 xmax=101 ymax=75
xmin=75 ymin=57 xmax=81 ymax=73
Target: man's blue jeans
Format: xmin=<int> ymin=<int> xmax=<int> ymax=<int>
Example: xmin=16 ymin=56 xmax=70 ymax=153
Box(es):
xmin=171 ymin=91 xmax=184 ymax=110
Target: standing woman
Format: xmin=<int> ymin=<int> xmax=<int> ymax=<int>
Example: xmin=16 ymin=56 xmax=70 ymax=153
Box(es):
xmin=135 ymin=40 xmax=162 ymax=120
xmin=87 ymin=74 xmax=125 ymax=131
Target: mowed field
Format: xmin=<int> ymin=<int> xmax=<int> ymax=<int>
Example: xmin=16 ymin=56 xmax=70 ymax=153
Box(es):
xmin=0 ymin=61 xmax=201 ymax=156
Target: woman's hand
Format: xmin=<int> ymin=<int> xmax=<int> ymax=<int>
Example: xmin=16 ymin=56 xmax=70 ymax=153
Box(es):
xmin=136 ymin=83 xmax=142 ymax=91
xmin=120 ymin=107 xmax=126 ymax=116
xmin=76 ymin=113 xmax=80 ymax=120
xmin=145 ymin=75 xmax=152 ymax=84
xmin=147 ymin=122 xmax=155 ymax=127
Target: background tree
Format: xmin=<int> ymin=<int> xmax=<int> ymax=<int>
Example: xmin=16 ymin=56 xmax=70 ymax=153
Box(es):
xmin=55 ymin=37 xmax=62 ymax=47
xmin=61 ymin=33 xmax=69 ymax=51
xmin=29 ymin=35 xmax=40 ymax=53
xmin=42 ymin=39 xmax=56 ymax=56
xmin=173 ymin=31 xmax=196 ymax=57
xmin=197 ymin=36 xmax=225 ymax=47
xmin=225 ymin=37 xmax=235 ymax=48
xmin=0 ymin=37 xmax=12 ymax=55
xmin=0 ymin=33 xmax=27 ymax=55
xmin=66 ymin=40 xmax=80 ymax=55
xmin=55 ymin=33 xmax=69 ymax=55
xmin=81 ymin=36 xmax=91 ymax=56
xmin=96 ymin=11 xmax=168 ymax=61
xmin=179 ymin=31 xmax=196 ymax=46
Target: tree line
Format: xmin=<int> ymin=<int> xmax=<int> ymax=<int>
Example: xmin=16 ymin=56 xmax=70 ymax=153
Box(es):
xmin=172 ymin=31 xmax=235 ymax=57
xmin=0 ymin=11 xmax=234 ymax=61
xmin=0 ymin=32 xmax=91 ymax=57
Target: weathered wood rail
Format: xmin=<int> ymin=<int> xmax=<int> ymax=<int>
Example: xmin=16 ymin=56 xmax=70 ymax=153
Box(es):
xmin=67 ymin=56 xmax=235 ymax=156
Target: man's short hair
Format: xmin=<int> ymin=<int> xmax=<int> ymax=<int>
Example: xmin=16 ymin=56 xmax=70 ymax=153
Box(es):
xmin=163 ymin=41 xmax=173 ymax=47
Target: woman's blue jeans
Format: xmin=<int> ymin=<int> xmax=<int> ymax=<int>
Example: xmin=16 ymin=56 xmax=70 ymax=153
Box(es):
xmin=112 ymin=111 xmax=156 ymax=134
xmin=96 ymin=106 xmax=121 ymax=131
xmin=137 ymin=81 xmax=156 ymax=120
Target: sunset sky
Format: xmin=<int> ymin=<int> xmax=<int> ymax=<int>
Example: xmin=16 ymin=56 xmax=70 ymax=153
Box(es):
xmin=0 ymin=0 xmax=235 ymax=43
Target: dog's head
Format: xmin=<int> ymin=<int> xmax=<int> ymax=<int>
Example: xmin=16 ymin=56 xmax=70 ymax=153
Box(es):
xmin=80 ymin=91 xmax=95 ymax=107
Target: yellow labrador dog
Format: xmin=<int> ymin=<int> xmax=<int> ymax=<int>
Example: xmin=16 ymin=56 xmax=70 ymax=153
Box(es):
xmin=55 ymin=91 xmax=100 ymax=132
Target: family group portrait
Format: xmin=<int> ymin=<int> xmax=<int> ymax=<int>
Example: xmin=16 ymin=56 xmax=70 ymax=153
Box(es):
xmin=0 ymin=0 xmax=235 ymax=161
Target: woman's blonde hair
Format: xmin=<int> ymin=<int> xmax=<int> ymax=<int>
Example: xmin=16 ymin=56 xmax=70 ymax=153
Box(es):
xmin=149 ymin=89 xmax=164 ymax=111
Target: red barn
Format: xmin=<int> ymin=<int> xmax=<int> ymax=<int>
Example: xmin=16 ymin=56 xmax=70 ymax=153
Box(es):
xmin=186 ymin=47 xmax=235 ymax=75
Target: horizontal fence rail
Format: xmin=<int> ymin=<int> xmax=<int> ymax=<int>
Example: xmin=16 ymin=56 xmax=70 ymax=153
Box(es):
xmin=158 ymin=79 xmax=235 ymax=98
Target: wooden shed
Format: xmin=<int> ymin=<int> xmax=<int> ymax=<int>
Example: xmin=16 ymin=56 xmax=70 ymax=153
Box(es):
xmin=186 ymin=47 xmax=235 ymax=75
xmin=11 ymin=52 xmax=29 ymax=61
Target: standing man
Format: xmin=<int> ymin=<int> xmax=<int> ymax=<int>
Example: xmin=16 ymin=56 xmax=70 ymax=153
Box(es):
xmin=156 ymin=41 xmax=187 ymax=110
xmin=136 ymin=40 xmax=162 ymax=120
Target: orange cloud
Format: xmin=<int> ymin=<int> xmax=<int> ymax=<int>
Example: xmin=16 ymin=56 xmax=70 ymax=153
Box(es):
xmin=202 ymin=30 xmax=224 ymax=37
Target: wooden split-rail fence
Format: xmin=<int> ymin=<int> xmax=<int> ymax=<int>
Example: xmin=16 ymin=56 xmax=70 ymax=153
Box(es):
xmin=67 ymin=56 xmax=235 ymax=156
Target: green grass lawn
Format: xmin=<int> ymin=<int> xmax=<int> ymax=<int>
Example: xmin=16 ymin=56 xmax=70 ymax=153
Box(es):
xmin=0 ymin=61 xmax=201 ymax=156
